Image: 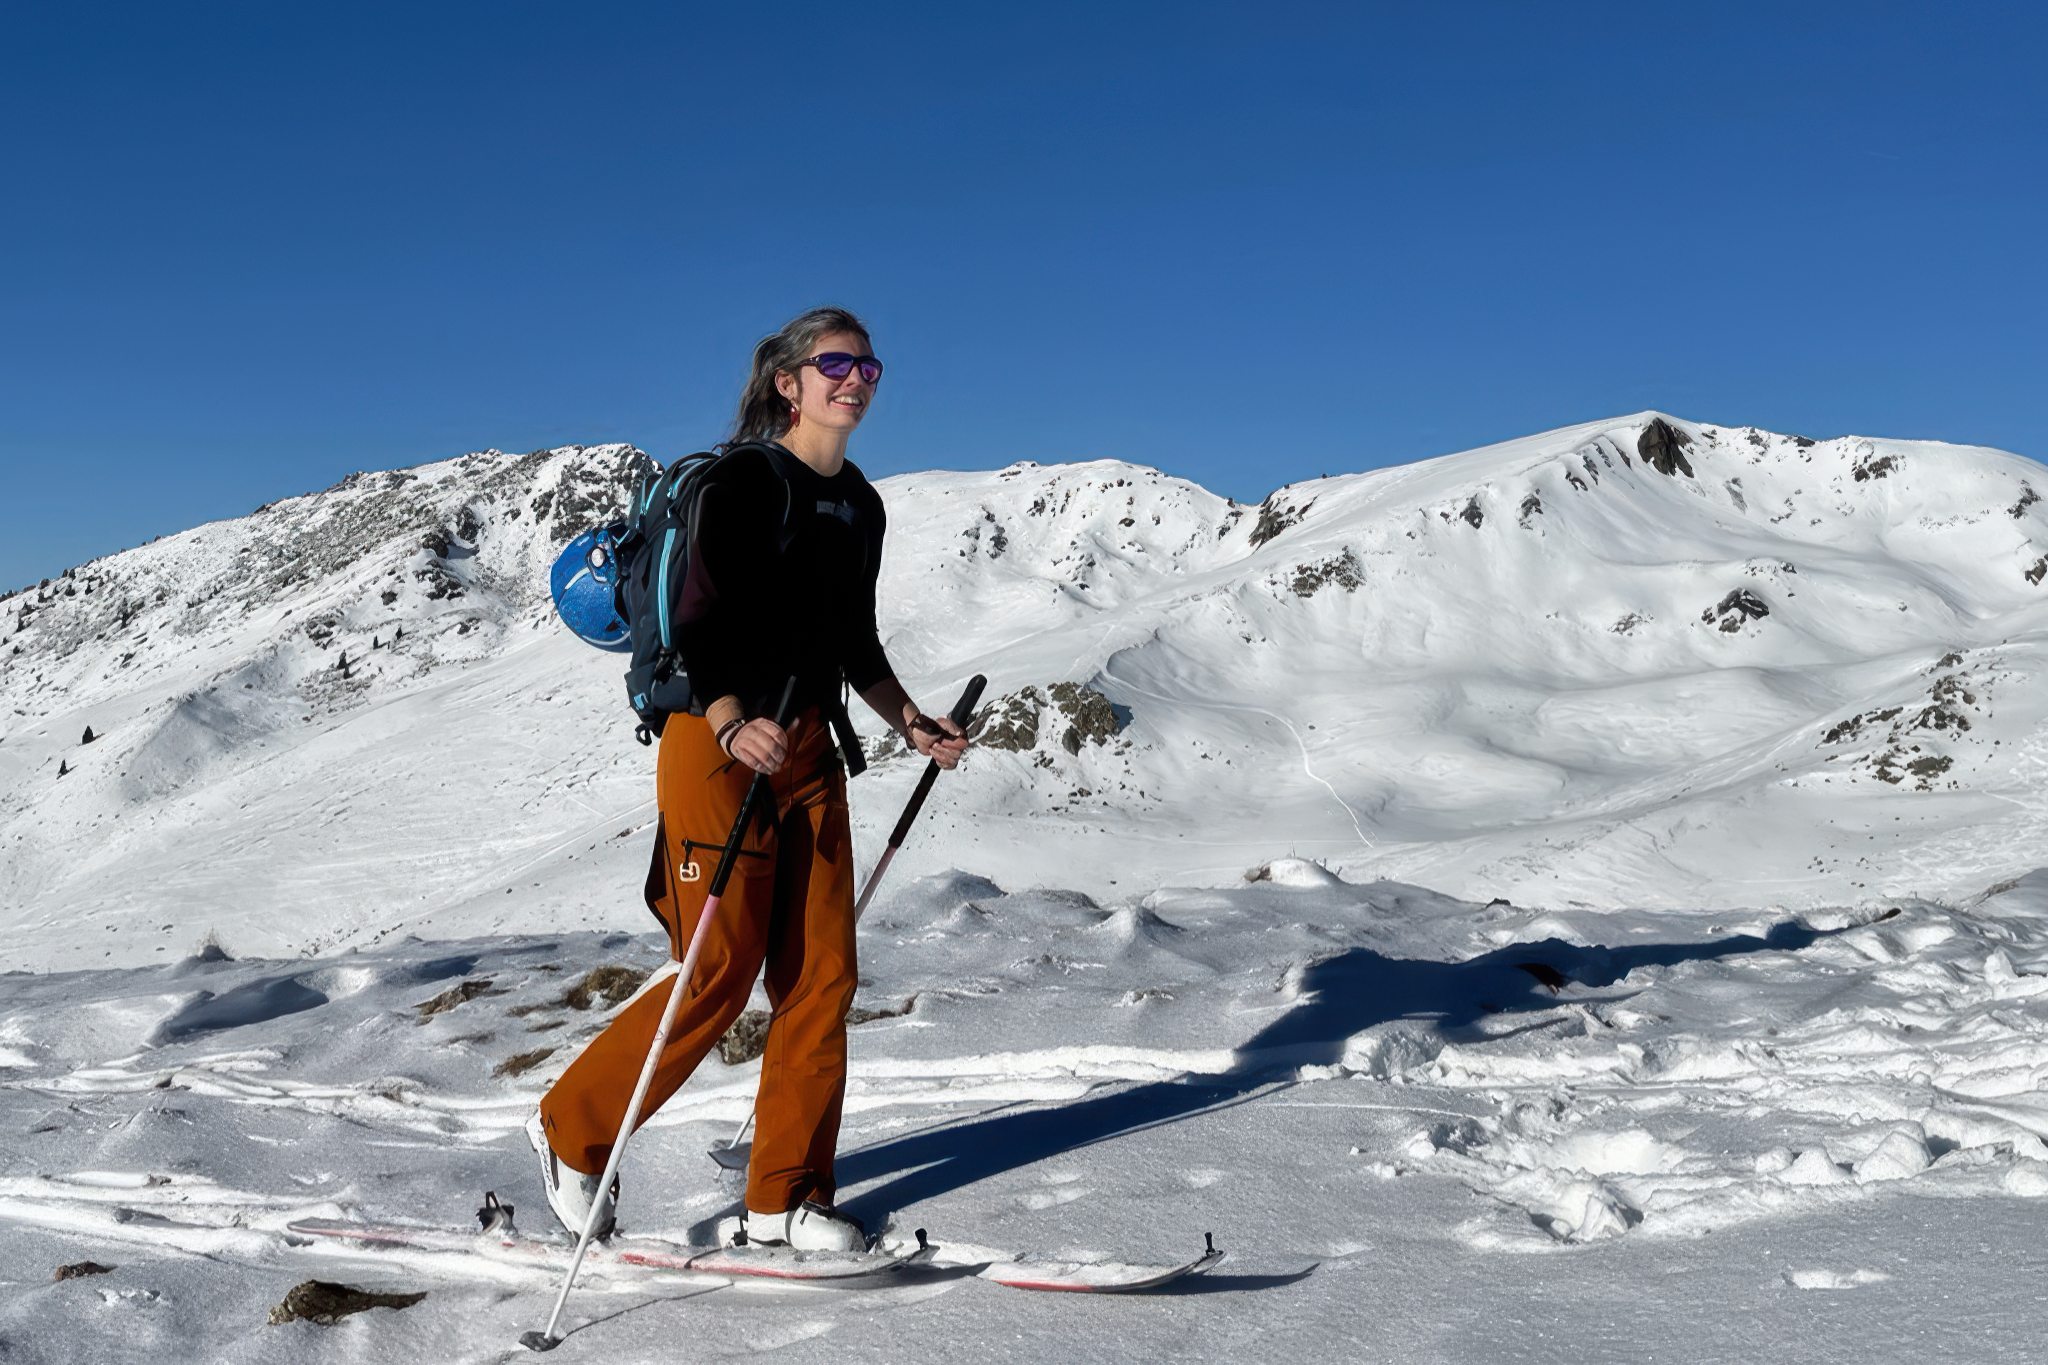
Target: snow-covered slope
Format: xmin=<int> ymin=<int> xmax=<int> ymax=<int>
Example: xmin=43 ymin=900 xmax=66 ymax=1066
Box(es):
xmin=7 ymin=413 xmax=2048 ymax=970
xmin=6 ymin=869 xmax=2048 ymax=1362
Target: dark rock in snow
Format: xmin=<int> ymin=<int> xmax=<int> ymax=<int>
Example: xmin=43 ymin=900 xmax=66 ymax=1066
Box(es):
xmin=1290 ymin=550 xmax=1364 ymax=597
xmin=1639 ymin=419 xmax=1695 ymax=478
xmin=1702 ymin=589 xmax=1770 ymax=632
xmin=492 ymin=1048 xmax=554 ymax=1078
xmin=268 ymin=1280 xmax=426 ymax=1326
xmin=561 ymin=964 xmax=651 ymax=1011
xmin=719 ymin=1008 xmax=771 ymax=1064
xmin=54 ymin=1261 xmax=114 ymax=1280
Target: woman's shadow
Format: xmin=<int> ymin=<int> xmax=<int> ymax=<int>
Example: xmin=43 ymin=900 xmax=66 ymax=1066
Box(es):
xmin=697 ymin=908 xmax=1841 ymax=1241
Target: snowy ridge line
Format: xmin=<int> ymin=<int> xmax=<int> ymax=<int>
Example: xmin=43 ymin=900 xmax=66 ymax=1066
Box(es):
xmin=13 ymin=415 xmax=2048 ymax=966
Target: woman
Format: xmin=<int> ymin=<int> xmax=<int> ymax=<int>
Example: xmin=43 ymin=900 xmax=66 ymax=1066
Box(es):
xmin=528 ymin=306 xmax=968 ymax=1252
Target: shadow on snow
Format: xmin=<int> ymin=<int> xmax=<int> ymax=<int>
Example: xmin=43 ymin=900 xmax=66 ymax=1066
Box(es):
xmin=788 ymin=917 xmax=1839 ymax=1239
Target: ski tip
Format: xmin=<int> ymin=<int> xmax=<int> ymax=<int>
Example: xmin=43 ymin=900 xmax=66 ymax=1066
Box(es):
xmin=519 ymin=1329 xmax=561 ymax=1352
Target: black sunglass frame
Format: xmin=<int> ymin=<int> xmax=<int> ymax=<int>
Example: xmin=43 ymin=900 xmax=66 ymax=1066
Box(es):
xmin=802 ymin=352 xmax=884 ymax=384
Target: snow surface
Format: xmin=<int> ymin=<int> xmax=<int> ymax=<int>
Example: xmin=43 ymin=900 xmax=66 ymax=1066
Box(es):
xmin=6 ymin=413 xmax=2048 ymax=1361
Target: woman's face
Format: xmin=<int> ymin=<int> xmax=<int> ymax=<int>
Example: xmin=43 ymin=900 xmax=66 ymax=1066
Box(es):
xmin=777 ymin=329 xmax=876 ymax=437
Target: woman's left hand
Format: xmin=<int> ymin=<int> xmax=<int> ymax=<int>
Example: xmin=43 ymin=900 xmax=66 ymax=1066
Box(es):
xmin=908 ymin=713 xmax=968 ymax=770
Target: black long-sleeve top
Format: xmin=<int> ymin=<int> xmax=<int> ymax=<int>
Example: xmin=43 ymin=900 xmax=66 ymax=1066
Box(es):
xmin=674 ymin=441 xmax=892 ymax=720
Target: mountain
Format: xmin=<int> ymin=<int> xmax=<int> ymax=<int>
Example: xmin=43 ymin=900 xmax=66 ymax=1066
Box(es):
xmin=6 ymin=413 xmax=2048 ymax=971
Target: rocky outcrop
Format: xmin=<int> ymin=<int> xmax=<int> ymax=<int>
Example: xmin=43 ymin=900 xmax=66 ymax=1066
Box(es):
xmin=969 ymin=682 xmax=1125 ymax=756
xmin=1639 ymin=419 xmax=1695 ymax=478
xmin=1701 ymin=589 xmax=1770 ymax=633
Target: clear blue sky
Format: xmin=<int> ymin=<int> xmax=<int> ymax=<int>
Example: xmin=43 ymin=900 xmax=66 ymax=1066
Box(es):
xmin=4 ymin=2 xmax=2043 ymax=589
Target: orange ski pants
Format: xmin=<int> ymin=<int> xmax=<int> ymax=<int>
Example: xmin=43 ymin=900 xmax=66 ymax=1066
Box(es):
xmin=538 ymin=707 xmax=857 ymax=1214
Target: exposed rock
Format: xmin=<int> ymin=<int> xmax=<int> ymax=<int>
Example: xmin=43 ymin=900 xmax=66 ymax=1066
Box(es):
xmin=1852 ymin=453 xmax=1900 ymax=482
xmin=1290 ymin=550 xmax=1364 ymax=597
xmin=970 ymin=689 xmax=1043 ymax=751
xmin=1638 ymin=419 xmax=1695 ymax=478
xmin=719 ymin=1010 xmax=771 ymax=1064
xmin=970 ymin=683 xmax=1124 ymax=755
xmin=561 ymin=965 xmax=651 ymax=1011
xmin=1248 ymin=493 xmax=1313 ymax=549
xmin=958 ymin=507 xmax=1010 ymax=560
xmin=847 ymin=996 xmax=917 ymax=1027
xmin=1458 ymin=496 xmax=1483 ymax=529
xmin=1519 ymin=492 xmax=1543 ymax=525
xmin=415 ymin=978 xmax=504 ymax=1020
xmin=492 ymin=1047 xmax=554 ymax=1078
xmin=2029 ymin=557 xmax=2047 ymax=586
xmin=1823 ymin=707 xmax=1900 ymax=745
xmin=1048 ymin=681 xmax=1121 ymax=753
xmin=54 ymin=1261 xmax=114 ymax=1281
xmin=1701 ymin=589 xmax=1769 ymax=632
xmin=268 ymin=1280 xmax=426 ymax=1326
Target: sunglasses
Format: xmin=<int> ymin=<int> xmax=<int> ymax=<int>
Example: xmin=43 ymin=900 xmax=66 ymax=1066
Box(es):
xmin=802 ymin=352 xmax=884 ymax=384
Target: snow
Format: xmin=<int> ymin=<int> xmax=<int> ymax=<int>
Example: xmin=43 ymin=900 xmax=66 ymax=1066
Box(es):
xmin=6 ymin=413 xmax=2048 ymax=1360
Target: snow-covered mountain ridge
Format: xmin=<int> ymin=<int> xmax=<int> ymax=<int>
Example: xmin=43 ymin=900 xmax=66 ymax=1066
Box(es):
xmin=6 ymin=412 xmax=2048 ymax=970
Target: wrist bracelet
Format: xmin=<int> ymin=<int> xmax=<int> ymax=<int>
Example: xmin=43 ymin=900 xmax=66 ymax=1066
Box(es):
xmin=715 ymin=718 xmax=745 ymax=754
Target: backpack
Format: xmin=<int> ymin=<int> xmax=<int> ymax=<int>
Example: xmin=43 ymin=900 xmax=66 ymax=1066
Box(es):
xmin=610 ymin=442 xmax=795 ymax=745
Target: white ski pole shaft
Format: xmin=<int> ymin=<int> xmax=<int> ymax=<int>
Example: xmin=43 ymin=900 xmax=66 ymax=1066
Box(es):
xmin=525 ymin=679 xmax=796 ymax=1352
xmin=526 ymin=945 xmax=692 ymax=1349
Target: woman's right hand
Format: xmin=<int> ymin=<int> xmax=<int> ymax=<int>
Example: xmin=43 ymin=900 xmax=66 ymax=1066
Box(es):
xmin=725 ymin=717 xmax=797 ymax=774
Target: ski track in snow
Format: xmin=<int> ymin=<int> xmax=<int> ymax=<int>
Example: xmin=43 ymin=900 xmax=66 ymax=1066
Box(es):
xmin=1098 ymin=659 xmax=1376 ymax=858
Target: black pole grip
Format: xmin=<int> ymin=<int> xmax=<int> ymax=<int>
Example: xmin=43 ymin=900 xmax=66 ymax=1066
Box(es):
xmin=706 ymin=678 xmax=800 ymax=899
xmin=948 ymin=673 xmax=988 ymax=728
xmin=885 ymin=674 xmax=986 ymax=849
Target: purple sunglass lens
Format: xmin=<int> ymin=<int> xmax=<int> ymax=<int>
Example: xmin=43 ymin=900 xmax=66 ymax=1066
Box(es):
xmin=813 ymin=353 xmax=883 ymax=384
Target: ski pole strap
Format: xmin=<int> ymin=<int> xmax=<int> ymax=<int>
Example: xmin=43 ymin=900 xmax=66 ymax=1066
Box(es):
xmin=828 ymin=695 xmax=868 ymax=778
xmin=706 ymin=677 xmax=798 ymax=899
xmin=886 ymin=673 xmax=986 ymax=849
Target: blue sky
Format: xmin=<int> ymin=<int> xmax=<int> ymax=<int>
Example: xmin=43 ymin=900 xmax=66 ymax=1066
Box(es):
xmin=3 ymin=2 xmax=2043 ymax=588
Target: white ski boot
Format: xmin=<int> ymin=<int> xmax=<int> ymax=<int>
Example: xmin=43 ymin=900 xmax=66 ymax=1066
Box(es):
xmin=732 ymin=1200 xmax=867 ymax=1252
xmin=525 ymin=1111 xmax=617 ymax=1240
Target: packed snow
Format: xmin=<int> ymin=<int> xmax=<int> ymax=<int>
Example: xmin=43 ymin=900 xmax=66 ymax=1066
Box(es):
xmin=5 ymin=413 xmax=2048 ymax=1362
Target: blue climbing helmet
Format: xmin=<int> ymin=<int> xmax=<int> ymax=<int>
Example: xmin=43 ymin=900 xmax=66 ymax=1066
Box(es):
xmin=548 ymin=526 xmax=630 ymax=652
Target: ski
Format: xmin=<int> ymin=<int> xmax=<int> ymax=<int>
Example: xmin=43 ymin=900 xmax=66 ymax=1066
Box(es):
xmin=284 ymin=1195 xmax=1224 ymax=1295
xmin=284 ymin=1194 xmax=929 ymax=1288
xmin=881 ymin=1230 xmax=1226 ymax=1293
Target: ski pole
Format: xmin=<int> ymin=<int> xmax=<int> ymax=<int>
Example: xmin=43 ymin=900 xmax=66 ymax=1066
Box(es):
xmin=854 ymin=673 xmax=985 ymax=921
xmin=523 ymin=678 xmax=798 ymax=1354
xmin=710 ymin=674 xmax=985 ymax=1164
